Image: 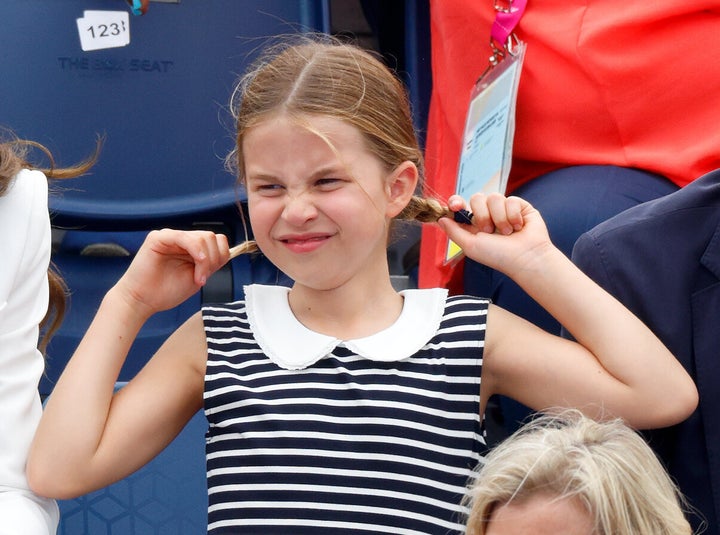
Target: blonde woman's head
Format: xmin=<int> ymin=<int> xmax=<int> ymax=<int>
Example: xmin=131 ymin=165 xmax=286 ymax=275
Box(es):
xmin=465 ymin=409 xmax=693 ymax=535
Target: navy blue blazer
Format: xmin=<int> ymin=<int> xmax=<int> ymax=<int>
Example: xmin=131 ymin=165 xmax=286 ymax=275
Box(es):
xmin=571 ymin=168 xmax=720 ymax=534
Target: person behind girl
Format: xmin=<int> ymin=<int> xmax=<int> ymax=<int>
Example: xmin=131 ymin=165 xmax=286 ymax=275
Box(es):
xmin=0 ymin=132 xmax=97 ymax=534
xmin=28 ymin=37 xmax=697 ymax=535
xmin=464 ymin=409 xmax=694 ymax=535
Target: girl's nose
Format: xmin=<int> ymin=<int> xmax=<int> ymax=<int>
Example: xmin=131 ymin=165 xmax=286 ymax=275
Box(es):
xmin=282 ymin=192 xmax=318 ymax=225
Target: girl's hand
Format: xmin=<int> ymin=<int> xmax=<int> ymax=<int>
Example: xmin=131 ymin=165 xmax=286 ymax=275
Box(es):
xmin=113 ymin=229 xmax=230 ymax=318
xmin=438 ymin=193 xmax=554 ymax=276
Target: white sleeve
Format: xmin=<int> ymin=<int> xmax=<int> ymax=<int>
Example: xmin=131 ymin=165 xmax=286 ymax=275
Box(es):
xmin=0 ymin=169 xmax=52 ymax=491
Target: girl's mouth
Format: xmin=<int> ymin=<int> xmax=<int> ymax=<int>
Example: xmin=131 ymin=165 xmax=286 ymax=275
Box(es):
xmin=281 ymin=234 xmax=330 ymax=253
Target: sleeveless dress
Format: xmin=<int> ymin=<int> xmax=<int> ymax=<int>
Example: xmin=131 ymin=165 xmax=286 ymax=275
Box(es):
xmin=202 ymin=284 xmax=489 ymax=534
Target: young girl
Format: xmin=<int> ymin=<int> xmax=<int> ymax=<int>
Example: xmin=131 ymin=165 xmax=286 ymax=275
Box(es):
xmin=1 ymin=133 xmax=97 ymax=534
xmin=28 ymin=38 xmax=697 ymax=534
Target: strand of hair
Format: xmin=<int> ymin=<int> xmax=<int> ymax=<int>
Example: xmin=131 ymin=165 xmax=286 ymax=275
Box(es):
xmin=229 ymin=241 xmax=259 ymax=259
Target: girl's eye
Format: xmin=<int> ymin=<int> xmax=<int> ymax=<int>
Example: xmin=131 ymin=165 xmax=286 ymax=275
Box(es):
xmin=315 ymin=178 xmax=343 ymax=189
xmin=252 ymin=182 xmax=284 ymax=195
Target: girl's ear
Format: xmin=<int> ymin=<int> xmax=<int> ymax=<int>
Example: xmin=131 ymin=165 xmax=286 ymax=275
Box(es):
xmin=385 ymin=161 xmax=419 ymax=218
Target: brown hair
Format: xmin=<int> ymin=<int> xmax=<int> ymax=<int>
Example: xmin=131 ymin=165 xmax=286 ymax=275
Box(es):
xmin=0 ymin=132 xmax=100 ymax=352
xmin=225 ymin=36 xmax=450 ymax=254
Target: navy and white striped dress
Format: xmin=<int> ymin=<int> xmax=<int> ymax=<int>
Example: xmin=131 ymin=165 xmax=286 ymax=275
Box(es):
xmin=202 ymin=284 xmax=489 ymax=534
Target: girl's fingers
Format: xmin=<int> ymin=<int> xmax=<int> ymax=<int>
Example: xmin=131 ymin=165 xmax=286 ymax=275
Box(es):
xmin=436 ymin=216 xmax=472 ymax=250
xmin=448 ymin=193 xmax=528 ymax=235
xmin=200 ymin=233 xmax=230 ymax=285
xmin=215 ymin=232 xmax=230 ymax=258
xmin=193 ymin=232 xmax=231 ymax=286
xmin=484 ymin=193 xmax=526 ymax=235
xmin=468 ymin=194 xmax=494 ymax=234
xmin=151 ymin=229 xmax=230 ymax=286
xmin=505 ymin=196 xmax=525 ymax=231
xmin=485 ymin=193 xmax=513 ymax=235
xmin=446 ymin=195 xmax=466 ymax=212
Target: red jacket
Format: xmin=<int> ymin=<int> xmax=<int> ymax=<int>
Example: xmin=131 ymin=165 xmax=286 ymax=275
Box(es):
xmin=421 ymin=0 xmax=720 ymax=289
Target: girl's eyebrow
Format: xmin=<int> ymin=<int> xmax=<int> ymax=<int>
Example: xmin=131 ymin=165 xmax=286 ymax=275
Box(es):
xmin=247 ymin=165 xmax=346 ymax=182
xmin=246 ymin=172 xmax=279 ymax=183
xmin=309 ymin=165 xmax=346 ymax=179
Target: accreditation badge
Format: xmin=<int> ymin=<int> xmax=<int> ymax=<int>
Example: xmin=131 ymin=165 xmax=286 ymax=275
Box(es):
xmin=445 ymin=41 xmax=526 ymax=264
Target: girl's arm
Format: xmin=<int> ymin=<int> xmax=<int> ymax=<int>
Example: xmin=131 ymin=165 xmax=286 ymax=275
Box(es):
xmin=440 ymin=194 xmax=698 ymax=429
xmin=27 ymin=229 xmax=230 ymax=499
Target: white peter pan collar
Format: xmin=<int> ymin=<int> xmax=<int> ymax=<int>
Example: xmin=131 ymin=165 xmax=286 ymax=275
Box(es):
xmin=244 ymin=284 xmax=448 ymax=370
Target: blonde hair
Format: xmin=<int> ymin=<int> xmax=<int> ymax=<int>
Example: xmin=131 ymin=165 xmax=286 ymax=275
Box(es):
xmin=0 ymin=131 xmax=100 ymax=352
xmin=225 ymin=36 xmax=450 ymax=254
xmin=465 ymin=410 xmax=693 ymax=535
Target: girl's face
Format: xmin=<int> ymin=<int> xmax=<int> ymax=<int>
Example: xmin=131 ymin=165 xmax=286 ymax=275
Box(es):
xmin=242 ymin=114 xmax=415 ymax=291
